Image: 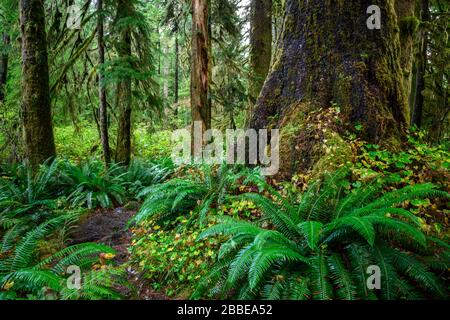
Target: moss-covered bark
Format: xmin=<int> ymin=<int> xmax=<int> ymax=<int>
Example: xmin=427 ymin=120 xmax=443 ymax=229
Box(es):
xmin=20 ymin=0 xmax=56 ymax=166
xmin=97 ymin=0 xmax=111 ymax=165
xmin=0 ymin=34 xmax=9 ymax=103
xmin=247 ymin=0 xmax=272 ymax=124
xmin=115 ymin=0 xmax=133 ymax=165
xmin=191 ymin=0 xmax=211 ymax=139
xmin=251 ymin=0 xmax=408 ymax=175
xmin=411 ymin=0 xmax=430 ymax=128
xmin=396 ymin=0 xmax=418 ymax=107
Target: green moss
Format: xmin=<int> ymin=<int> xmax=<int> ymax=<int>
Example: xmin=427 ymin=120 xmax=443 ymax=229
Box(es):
xmin=399 ymin=16 xmax=420 ymax=37
xmin=310 ymin=130 xmax=352 ymax=179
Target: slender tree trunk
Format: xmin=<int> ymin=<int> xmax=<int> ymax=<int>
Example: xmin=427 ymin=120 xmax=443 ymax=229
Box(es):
xmin=115 ymin=0 xmax=133 ymax=165
xmin=163 ymin=44 xmax=169 ymax=100
xmin=174 ymin=29 xmax=179 ymax=115
xmin=20 ymin=0 xmax=56 ymax=166
xmin=251 ymin=0 xmax=408 ymax=175
xmin=411 ymin=0 xmax=430 ymax=128
xmin=429 ymin=70 xmax=447 ymax=142
xmin=207 ymin=3 xmax=213 ymax=115
xmin=0 ymin=34 xmax=9 ymax=103
xmin=191 ymin=0 xmax=211 ymax=140
xmin=395 ymin=0 xmax=417 ymax=107
xmin=157 ymin=34 xmax=161 ymax=75
xmin=247 ymin=0 xmax=272 ymax=125
xmin=97 ymin=0 xmax=111 ymax=165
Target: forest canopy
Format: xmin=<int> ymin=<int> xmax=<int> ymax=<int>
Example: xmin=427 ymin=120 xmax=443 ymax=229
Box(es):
xmin=0 ymin=0 xmax=448 ymax=302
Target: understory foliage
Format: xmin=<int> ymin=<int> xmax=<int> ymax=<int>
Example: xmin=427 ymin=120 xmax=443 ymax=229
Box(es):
xmin=0 ymin=213 xmax=122 ymax=300
xmin=129 ymin=216 xmax=220 ymax=298
xmin=0 ymin=158 xmax=172 ymax=299
xmin=133 ymin=164 xmax=262 ymax=225
xmin=193 ymin=171 xmax=450 ymax=300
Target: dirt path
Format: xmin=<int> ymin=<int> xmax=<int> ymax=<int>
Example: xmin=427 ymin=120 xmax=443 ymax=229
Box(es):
xmin=70 ymin=207 xmax=169 ymax=300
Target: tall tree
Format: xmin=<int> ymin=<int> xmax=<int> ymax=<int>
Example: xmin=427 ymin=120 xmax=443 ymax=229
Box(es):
xmin=247 ymin=0 xmax=272 ymax=124
xmin=191 ymin=0 xmax=211 ymax=141
xmin=115 ymin=0 xmax=133 ymax=165
xmin=396 ymin=0 xmax=418 ymax=105
xmin=411 ymin=0 xmax=430 ymax=128
xmin=174 ymin=28 xmax=179 ymax=109
xmin=0 ymin=33 xmax=9 ymax=103
xmin=97 ymin=0 xmax=111 ymax=165
xmin=163 ymin=44 xmax=170 ymax=100
xmin=250 ymin=0 xmax=408 ymax=174
xmin=20 ymin=0 xmax=56 ymax=166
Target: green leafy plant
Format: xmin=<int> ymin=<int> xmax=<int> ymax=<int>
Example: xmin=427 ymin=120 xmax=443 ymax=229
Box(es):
xmin=0 ymin=159 xmax=69 ymax=244
xmin=116 ymin=158 xmax=173 ymax=198
xmin=132 ymin=164 xmax=262 ymax=225
xmin=129 ymin=216 xmax=219 ymax=298
xmin=62 ymin=160 xmax=126 ymax=209
xmin=194 ymin=172 xmax=449 ymax=300
xmin=0 ymin=213 xmax=121 ymax=300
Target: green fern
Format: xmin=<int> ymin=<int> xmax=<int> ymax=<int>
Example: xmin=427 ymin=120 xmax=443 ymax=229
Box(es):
xmin=194 ymin=174 xmax=449 ymax=300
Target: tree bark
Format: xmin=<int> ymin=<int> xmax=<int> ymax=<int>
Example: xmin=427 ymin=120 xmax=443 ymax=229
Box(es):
xmin=0 ymin=34 xmax=9 ymax=103
xmin=97 ymin=0 xmax=111 ymax=165
xmin=20 ymin=0 xmax=56 ymax=166
xmin=395 ymin=0 xmax=417 ymax=106
xmin=174 ymin=29 xmax=179 ymax=115
xmin=250 ymin=0 xmax=408 ymax=175
xmin=163 ymin=44 xmax=169 ymax=99
xmin=411 ymin=0 xmax=430 ymax=128
xmin=247 ymin=0 xmax=272 ymax=124
xmin=115 ymin=0 xmax=133 ymax=165
xmin=191 ymin=0 xmax=211 ymax=139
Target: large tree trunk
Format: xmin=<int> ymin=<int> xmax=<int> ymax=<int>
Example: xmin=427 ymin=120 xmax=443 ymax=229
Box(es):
xmin=250 ymin=0 xmax=408 ymax=176
xmin=411 ymin=0 xmax=430 ymax=128
xmin=247 ymin=0 xmax=272 ymax=124
xmin=191 ymin=0 xmax=211 ymax=147
xmin=97 ymin=0 xmax=111 ymax=165
xmin=0 ymin=34 xmax=9 ymax=103
xmin=115 ymin=0 xmax=133 ymax=165
xmin=20 ymin=0 xmax=56 ymax=166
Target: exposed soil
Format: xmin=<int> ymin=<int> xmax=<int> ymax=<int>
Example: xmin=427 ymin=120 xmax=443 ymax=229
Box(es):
xmin=70 ymin=207 xmax=169 ymax=300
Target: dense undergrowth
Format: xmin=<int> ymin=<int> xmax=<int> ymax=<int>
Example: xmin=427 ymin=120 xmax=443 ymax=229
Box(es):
xmin=128 ymin=132 xmax=450 ymax=299
xmin=0 ymin=129 xmax=449 ymax=300
xmin=0 ymin=157 xmax=173 ymax=299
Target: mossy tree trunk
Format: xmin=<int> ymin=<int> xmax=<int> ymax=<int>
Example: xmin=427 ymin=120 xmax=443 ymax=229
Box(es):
xmin=0 ymin=33 xmax=9 ymax=103
xmin=191 ymin=0 xmax=211 ymax=140
xmin=395 ymin=0 xmax=418 ymax=106
xmin=115 ymin=0 xmax=133 ymax=165
xmin=174 ymin=25 xmax=179 ymax=113
xmin=250 ymin=0 xmax=408 ymax=174
xmin=247 ymin=0 xmax=272 ymax=125
xmin=411 ymin=0 xmax=430 ymax=128
xmin=20 ymin=0 xmax=56 ymax=166
xmin=97 ymin=0 xmax=111 ymax=166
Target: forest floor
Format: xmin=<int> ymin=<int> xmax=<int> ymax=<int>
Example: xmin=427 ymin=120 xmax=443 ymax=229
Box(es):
xmin=70 ymin=208 xmax=170 ymax=300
